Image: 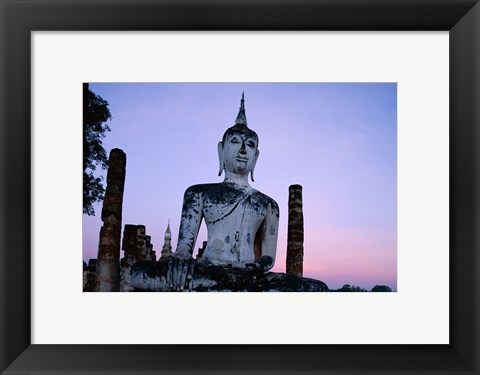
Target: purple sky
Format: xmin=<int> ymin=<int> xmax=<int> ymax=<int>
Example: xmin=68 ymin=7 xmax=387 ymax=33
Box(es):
xmin=83 ymin=83 xmax=397 ymax=291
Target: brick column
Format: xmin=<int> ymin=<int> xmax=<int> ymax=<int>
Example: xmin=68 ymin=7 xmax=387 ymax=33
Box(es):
xmin=286 ymin=184 xmax=304 ymax=277
xmin=95 ymin=148 xmax=126 ymax=292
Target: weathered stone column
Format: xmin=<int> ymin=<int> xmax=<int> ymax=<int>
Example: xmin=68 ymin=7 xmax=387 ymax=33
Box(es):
xmin=120 ymin=224 xmax=137 ymax=292
xmin=197 ymin=240 xmax=207 ymax=259
xmin=120 ymin=224 xmax=156 ymax=291
xmin=286 ymin=184 xmax=304 ymax=277
xmin=134 ymin=225 xmax=148 ymax=260
xmin=83 ymin=259 xmax=97 ymax=292
xmin=122 ymin=224 xmax=139 ymax=259
xmin=148 ymin=238 xmax=156 ymax=261
xmin=95 ymin=148 xmax=126 ymax=292
xmin=122 ymin=224 xmax=153 ymax=260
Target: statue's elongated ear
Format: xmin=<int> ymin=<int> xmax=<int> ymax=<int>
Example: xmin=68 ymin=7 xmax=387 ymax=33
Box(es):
xmin=217 ymin=142 xmax=224 ymax=176
xmin=250 ymin=149 xmax=260 ymax=182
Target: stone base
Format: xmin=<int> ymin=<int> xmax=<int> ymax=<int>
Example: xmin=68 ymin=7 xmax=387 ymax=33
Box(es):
xmin=129 ymin=259 xmax=328 ymax=292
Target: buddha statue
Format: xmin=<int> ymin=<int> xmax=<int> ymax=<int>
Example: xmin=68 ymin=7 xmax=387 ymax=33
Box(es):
xmin=168 ymin=93 xmax=280 ymax=290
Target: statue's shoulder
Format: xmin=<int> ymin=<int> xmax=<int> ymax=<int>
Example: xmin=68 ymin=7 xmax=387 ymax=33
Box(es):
xmin=184 ymin=183 xmax=223 ymax=196
xmin=251 ymin=189 xmax=279 ymax=211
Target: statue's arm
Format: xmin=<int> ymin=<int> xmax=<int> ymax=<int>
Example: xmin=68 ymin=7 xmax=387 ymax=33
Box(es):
xmin=175 ymin=186 xmax=203 ymax=258
xmin=258 ymin=199 xmax=279 ymax=272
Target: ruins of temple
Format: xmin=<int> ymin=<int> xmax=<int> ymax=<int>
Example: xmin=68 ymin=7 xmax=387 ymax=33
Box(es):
xmin=84 ymin=147 xmax=325 ymax=292
xmin=196 ymin=241 xmax=207 ymax=259
xmin=85 ymin=222 xmax=166 ymax=291
xmin=121 ymin=224 xmax=156 ymax=262
xmin=83 ymin=259 xmax=97 ymax=292
xmin=86 ymin=95 xmax=327 ymax=292
xmin=119 ymin=224 xmax=155 ymax=291
xmin=83 ymin=171 xmax=317 ymax=292
xmin=84 ymin=181 xmax=326 ymax=292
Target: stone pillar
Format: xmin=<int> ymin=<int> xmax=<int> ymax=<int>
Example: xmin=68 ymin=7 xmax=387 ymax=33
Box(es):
xmin=83 ymin=259 xmax=97 ymax=292
xmin=286 ymin=184 xmax=304 ymax=277
xmin=120 ymin=224 xmax=137 ymax=292
xmin=135 ymin=225 xmax=149 ymax=260
xmin=120 ymin=224 xmax=156 ymax=291
xmin=145 ymin=236 xmax=154 ymax=260
xmin=147 ymin=236 xmax=157 ymax=261
xmin=197 ymin=240 xmax=207 ymax=259
xmin=95 ymin=148 xmax=126 ymax=292
xmin=122 ymin=224 xmax=139 ymax=259
xmin=121 ymin=224 xmax=154 ymax=261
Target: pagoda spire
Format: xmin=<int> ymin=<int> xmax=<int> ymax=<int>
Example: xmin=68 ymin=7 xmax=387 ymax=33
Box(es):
xmin=234 ymin=92 xmax=248 ymax=126
xmin=160 ymin=220 xmax=172 ymax=260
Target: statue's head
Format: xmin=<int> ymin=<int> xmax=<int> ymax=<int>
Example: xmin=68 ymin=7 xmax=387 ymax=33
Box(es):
xmin=218 ymin=93 xmax=259 ymax=182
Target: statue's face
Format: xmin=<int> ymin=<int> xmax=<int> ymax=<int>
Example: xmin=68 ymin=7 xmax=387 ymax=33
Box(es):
xmin=222 ymin=132 xmax=259 ymax=175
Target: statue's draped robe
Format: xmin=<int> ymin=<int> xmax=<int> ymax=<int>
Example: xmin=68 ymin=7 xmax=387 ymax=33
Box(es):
xmin=177 ymin=182 xmax=278 ymax=267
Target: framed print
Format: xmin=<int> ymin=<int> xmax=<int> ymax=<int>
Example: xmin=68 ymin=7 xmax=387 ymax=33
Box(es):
xmin=1 ymin=0 xmax=479 ymax=374
xmin=80 ymin=82 xmax=397 ymax=295
xmin=33 ymin=34 xmax=446 ymax=346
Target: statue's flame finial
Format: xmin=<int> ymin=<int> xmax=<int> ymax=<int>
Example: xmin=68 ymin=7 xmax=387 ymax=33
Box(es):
xmin=221 ymin=92 xmax=258 ymax=146
xmin=235 ymin=92 xmax=248 ymax=126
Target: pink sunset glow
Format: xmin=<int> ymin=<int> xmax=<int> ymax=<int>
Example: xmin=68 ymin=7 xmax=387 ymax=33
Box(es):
xmin=83 ymin=83 xmax=397 ymax=291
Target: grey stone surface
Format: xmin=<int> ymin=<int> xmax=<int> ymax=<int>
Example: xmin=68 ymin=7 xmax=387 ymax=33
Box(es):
xmin=130 ymin=259 xmax=328 ymax=292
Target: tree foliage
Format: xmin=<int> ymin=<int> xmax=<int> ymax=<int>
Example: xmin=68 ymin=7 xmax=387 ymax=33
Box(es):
xmin=332 ymin=283 xmax=393 ymax=292
xmin=335 ymin=284 xmax=368 ymax=292
xmin=83 ymin=83 xmax=112 ymax=215
xmin=371 ymin=285 xmax=392 ymax=292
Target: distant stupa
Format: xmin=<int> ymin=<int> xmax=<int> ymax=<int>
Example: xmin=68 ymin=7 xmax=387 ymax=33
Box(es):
xmin=160 ymin=221 xmax=173 ymax=260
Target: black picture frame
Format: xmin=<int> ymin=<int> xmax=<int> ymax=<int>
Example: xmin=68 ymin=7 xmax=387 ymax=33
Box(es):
xmin=1 ymin=0 xmax=479 ymax=374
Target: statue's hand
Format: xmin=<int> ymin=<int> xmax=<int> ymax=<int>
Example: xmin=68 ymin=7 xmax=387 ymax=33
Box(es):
xmin=172 ymin=247 xmax=191 ymax=260
xmin=244 ymin=263 xmax=263 ymax=278
xmin=171 ymin=244 xmax=192 ymax=259
xmin=167 ymin=250 xmax=195 ymax=291
xmin=246 ymin=256 xmax=274 ymax=273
